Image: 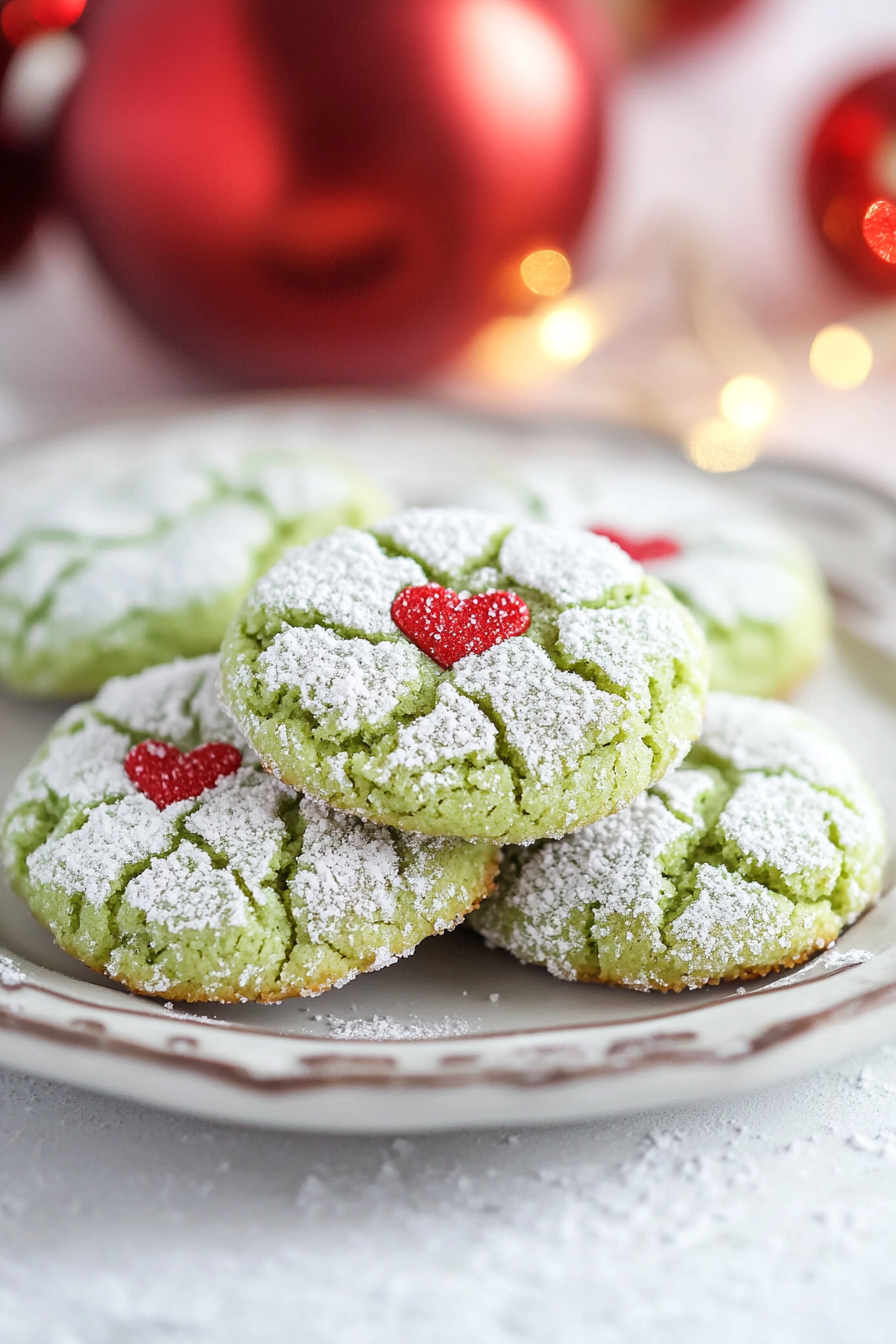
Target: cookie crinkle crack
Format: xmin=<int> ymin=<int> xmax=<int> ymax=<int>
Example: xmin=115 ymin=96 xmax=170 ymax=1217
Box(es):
xmin=0 ymin=443 xmax=391 ymax=696
xmin=471 ymin=693 xmax=886 ymax=990
xmin=219 ymin=507 xmax=710 ymax=843
xmin=0 ymin=657 xmax=497 ymax=1002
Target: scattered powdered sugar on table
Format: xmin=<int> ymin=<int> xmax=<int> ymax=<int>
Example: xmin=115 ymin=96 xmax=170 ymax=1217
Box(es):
xmin=0 ymin=956 xmax=29 ymax=988
xmin=258 ymin=625 xmax=427 ymax=735
xmin=324 ymin=1013 xmax=473 ymax=1041
xmin=453 ymin=637 xmax=625 ymax=784
xmin=499 ymin=524 xmax=640 ymax=606
xmin=250 ymin=529 xmax=425 ymax=635
xmin=374 ymin=508 xmax=510 ymax=576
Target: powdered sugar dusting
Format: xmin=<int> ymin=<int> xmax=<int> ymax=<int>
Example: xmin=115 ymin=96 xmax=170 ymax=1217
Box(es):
xmin=249 ymin=529 xmax=425 ymax=636
xmin=291 ymin=799 xmax=404 ymax=943
xmin=375 ymin=684 xmax=497 ymax=777
xmin=718 ymin=773 xmax=842 ymax=884
xmin=375 ymin=508 xmax=510 ymax=575
xmin=499 ymin=524 xmax=640 ymax=606
xmin=27 ymin=794 xmax=185 ymax=908
xmin=123 ymin=842 xmax=249 ymax=932
xmin=655 ymin=554 xmax=802 ymax=628
xmin=95 ymin=659 xmax=212 ymax=741
xmin=667 ymin=865 xmax=793 ymax=975
xmin=453 ymin=638 xmax=626 ymax=784
xmin=701 ymin=693 xmax=866 ymax=797
xmin=325 ymin=1013 xmax=472 ymax=1040
xmin=185 ymin=768 xmax=293 ymax=896
xmin=258 ymin=625 xmax=427 ymax=736
xmin=556 ymin=596 xmax=694 ymax=711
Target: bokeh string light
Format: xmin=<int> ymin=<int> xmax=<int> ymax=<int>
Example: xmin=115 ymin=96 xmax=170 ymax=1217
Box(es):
xmin=809 ymin=324 xmax=874 ymax=390
xmin=520 ymin=248 xmax=572 ymax=297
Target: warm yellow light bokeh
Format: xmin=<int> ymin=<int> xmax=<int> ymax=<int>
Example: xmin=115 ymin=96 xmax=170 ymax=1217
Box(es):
xmin=687 ymin=418 xmax=757 ymax=473
xmin=538 ymin=302 xmax=595 ymax=363
xmin=520 ymin=248 xmax=572 ymax=297
xmin=809 ymin=324 xmax=873 ymax=390
xmin=465 ymin=314 xmax=550 ymax=386
xmin=719 ymin=375 xmax=777 ymax=431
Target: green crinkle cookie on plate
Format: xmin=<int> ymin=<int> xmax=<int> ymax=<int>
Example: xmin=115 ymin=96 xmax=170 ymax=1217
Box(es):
xmin=0 ymin=442 xmax=391 ymax=697
xmin=0 ymin=657 xmax=497 ymax=1002
xmin=474 ymin=459 xmax=832 ymax=699
xmin=471 ymin=692 xmax=886 ymax=991
xmin=219 ymin=507 xmax=710 ymax=844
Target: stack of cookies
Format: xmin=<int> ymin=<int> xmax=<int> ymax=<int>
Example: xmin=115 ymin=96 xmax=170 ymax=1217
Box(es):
xmin=0 ymin=451 xmax=887 ymax=1003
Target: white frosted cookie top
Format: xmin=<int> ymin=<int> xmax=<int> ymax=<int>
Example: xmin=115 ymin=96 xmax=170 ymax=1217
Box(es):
xmin=717 ymin=772 xmax=842 ymax=883
xmin=249 ymin=529 xmax=425 ymax=636
xmin=556 ymin=596 xmax=694 ymax=712
xmin=124 ymin=843 xmax=250 ymax=933
xmin=258 ymin=625 xmax=428 ymax=735
xmin=499 ymin=524 xmax=639 ymax=606
xmin=470 ymin=458 xmax=820 ymax=629
xmin=377 ymin=684 xmax=497 ymax=776
xmin=665 ymin=865 xmax=792 ymax=967
xmin=701 ymin=693 xmax=866 ymax=800
xmin=479 ymin=691 xmax=885 ymax=985
xmin=452 ymin=637 xmax=626 ymax=785
xmin=374 ymin=508 xmax=511 ymax=576
xmin=652 ymin=554 xmax=802 ymax=629
xmin=0 ymin=445 xmax=380 ymax=658
xmin=7 ymin=658 xmax=469 ymax=946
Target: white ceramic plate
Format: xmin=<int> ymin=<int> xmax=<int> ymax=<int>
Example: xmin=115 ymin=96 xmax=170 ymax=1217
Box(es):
xmin=0 ymin=397 xmax=894 ymax=1133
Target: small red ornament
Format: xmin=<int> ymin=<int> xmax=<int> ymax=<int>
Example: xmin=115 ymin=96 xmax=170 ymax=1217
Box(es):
xmin=806 ymin=66 xmax=896 ymax=292
xmin=125 ymin=740 xmax=242 ymax=810
xmin=391 ymin=584 xmax=530 ymax=669
xmin=589 ymin=527 xmax=680 ymax=563
xmin=56 ymin=0 xmax=615 ymax=385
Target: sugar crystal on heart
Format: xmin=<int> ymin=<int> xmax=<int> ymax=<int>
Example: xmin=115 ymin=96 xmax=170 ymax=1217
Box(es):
xmin=391 ymin=584 xmax=530 ymax=669
xmin=590 ymin=527 xmax=681 ymax=564
xmin=125 ymin=740 xmax=242 ymax=809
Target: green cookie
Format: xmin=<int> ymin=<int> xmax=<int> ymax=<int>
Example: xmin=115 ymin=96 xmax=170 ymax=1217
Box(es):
xmin=0 ymin=444 xmax=391 ymax=697
xmin=219 ymin=507 xmax=709 ymax=844
xmin=472 ymin=692 xmax=886 ymax=990
xmin=473 ymin=459 xmax=832 ymax=698
xmin=0 ymin=657 xmax=497 ymax=1002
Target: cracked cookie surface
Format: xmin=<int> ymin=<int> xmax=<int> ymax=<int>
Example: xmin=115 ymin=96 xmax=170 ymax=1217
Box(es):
xmin=469 ymin=460 xmax=832 ymax=699
xmin=219 ymin=508 xmax=710 ymax=844
xmin=0 ymin=657 xmax=497 ymax=1002
xmin=0 ymin=444 xmax=391 ymax=697
xmin=471 ymin=693 xmax=886 ymax=990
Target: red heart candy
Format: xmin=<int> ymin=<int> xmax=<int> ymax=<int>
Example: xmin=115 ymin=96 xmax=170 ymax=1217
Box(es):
xmin=391 ymin=584 xmax=530 ymax=669
xmin=125 ymin=740 xmax=242 ymax=809
xmin=590 ymin=527 xmax=681 ymax=564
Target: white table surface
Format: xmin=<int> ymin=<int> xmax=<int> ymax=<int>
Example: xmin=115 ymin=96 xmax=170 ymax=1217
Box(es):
xmin=2 ymin=0 xmax=896 ymax=1339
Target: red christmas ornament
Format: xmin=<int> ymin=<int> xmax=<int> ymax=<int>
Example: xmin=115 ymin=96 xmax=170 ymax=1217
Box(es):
xmin=602 ymin=0 xmax=755 ymax=55
xmin=391 ymin=584 xmax=531 ymax=668
xmin=806 ymin=66 xmax=896 ymax=293
xmin=56 ymin=0 xmax=615 ymax=385
xmin=125 ymin=740 xmax=242 ymax=809
xmin=589 ymin=526 xmax=680 ymax=563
